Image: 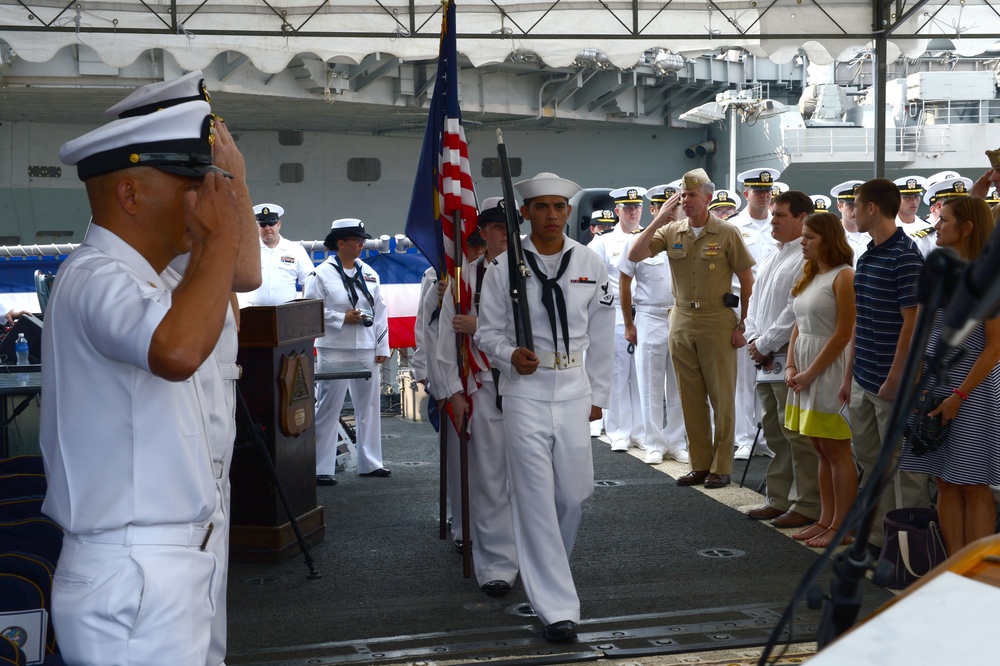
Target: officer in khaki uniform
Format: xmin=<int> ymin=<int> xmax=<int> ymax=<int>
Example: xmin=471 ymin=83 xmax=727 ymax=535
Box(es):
xmin=628 ymin=168 xmax=755 ymax=488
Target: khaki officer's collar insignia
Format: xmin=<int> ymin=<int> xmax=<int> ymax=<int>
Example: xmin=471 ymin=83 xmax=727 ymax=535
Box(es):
xmin=761 ymin=172 xmax=772 ymax=183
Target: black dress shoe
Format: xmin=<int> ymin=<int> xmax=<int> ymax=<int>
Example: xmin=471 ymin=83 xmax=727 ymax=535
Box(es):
xmin=481 ymin=580 xmax=511 ymax=597
xmin=316 ymin=475 xmax=337 ymax=486
xmin=542 ymin=620 xmax=577 ymax=643
xmin=454 ymin=539 xmax=467 ymax=553
xmin=359 ymin=468 xmax=391 ymax=477
xmin=675 ymin=470 xmax=710 ymax=486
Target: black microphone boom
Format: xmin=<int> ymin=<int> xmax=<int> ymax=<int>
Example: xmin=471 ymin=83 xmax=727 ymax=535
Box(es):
xmin=496 ymin=129 xmax=534 ymax=351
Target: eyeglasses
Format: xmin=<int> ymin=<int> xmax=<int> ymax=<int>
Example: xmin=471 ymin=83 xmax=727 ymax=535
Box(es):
xmin=258 ymin=220 xmax=278 ymax=227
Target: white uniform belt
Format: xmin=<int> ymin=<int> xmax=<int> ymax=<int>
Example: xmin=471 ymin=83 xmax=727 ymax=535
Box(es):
xmin=219 ymin=363 xmax=241 ymax=381
xmin=635 ymin=305 xmax=672 ymax=315
xmin=674 ymin=297 xmax=726 ymax=309
xmin=70 ymin=523 xmax=215 ymax=550
xmin=535 ymin=350 xmax=584 ymax=370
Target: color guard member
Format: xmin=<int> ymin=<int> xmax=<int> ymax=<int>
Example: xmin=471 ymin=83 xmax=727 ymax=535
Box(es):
xmin=475 ymin=172 xmax=614 ymax=642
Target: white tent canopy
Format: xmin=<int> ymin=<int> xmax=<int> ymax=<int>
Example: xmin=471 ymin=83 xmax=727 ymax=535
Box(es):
xmin=1 ymin=0 xmax=999 ymax=73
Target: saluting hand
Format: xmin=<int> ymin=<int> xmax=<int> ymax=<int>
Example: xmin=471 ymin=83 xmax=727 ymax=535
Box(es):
xmin=185 ymin=171 xmax=241 ymax=252
xmin=652 ymin=192 xmax=681 ymax=227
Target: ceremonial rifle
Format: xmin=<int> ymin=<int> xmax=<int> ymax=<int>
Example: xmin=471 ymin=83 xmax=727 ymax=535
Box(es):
xmin=495 ymin=129 xmax=534 ymax=350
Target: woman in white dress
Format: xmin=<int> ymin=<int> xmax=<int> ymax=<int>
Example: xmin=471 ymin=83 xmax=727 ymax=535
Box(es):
xmin=784 ymin=212 xmax=857 ymax=548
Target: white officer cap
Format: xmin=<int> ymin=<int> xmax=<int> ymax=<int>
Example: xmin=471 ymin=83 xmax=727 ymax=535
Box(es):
xmin=590 ymin=209 xmax=617 ymax=225
xmin=60 ymin=101 xmax=222 ymax=181
xmin=894 ymin=175 xmax=927 ymax=195
xmin=513 ymin=172 xmax=581 ymax=201
xmin=106 ymin=70 xmax=210 ymax=118
xmin=924 ymin=177 xmax=973 ymax=206
xmin=609 ymin=186 xmax=648 ymax=205
xmin=830 ymin=180 xmax=864 ymax=202
xmin=253 ymin=203 xmax=285 ymax=223
xmin=738 ymin=168 xmax=781 ymax=189
xmin=927 ymin=170 xmax=963 ymax=187
xmin=771 ymin=181 xmax=790 ymax=197
xmin=708 ymin=189 xmax=742 ymax=211
xmin=811 ymin=195 xmax=832 ymax=212
xmin=647 ymin=180 xmax=683 ymax=203
xmin=478 ymin=197 xmax=507 ymax=227
xmin=987 ymin=187 xmax=1000 ymax=205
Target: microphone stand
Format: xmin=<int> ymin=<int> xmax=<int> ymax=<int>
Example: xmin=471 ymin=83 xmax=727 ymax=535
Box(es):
xmin=813 ymin=247 xmax=965 ymax=646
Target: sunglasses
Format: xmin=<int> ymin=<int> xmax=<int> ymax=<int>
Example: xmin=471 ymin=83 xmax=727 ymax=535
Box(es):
xmin=258 ymin=220 xmax=279 ymax=227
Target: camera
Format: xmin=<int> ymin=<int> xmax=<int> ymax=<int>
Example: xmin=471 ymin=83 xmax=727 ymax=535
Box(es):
xmin=359 ymin=309 xmax=374 ymax=327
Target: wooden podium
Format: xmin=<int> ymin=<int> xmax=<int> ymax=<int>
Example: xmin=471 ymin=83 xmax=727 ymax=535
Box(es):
xmin=230 ymin=299 xmax=325 ymax=563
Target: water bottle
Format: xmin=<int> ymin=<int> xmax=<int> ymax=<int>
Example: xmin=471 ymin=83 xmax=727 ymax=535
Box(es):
xmin=15 ymin=333 xmax=29 ymax=366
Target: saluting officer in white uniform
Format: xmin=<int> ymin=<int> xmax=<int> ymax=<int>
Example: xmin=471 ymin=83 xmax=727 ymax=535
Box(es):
xmin=245 ymin=203 xmax=315 ymax=305
xmin=617 ymin=184 xmax=688 ymax=465
xmin=729 ymin=168 xmax=781 ymax=459
xmin=45 ymin=94 xmax=246 ymax=665
xmin=587 ymin=186 xmax=646 ymax=452
xmin=438 ymin=197 xmax=519 ymax=595
xmin=475 ymin=173 xmax=615 ymax=643
xmin=830 ymin=180 xmax=869 ymax=267
xmin=306 ymin=219 xmax=390 ymax=482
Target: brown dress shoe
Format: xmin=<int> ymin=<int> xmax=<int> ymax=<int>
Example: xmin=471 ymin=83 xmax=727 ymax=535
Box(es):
xmin=769 ymin=510 xmax=816 ymax=528
xmin=675 ymin=470 xmax=710 ymax=486
xmin=746 ymin=505 xmax=784 ymax=520
xmin=704 ymin=473 xmax=731 ymax=489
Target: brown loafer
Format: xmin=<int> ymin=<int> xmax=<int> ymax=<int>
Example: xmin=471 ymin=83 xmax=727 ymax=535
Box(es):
xmin=769 ymin=510 xmax=816 ymax=528
xmin=704 ymin=473 xmax=731 ymax=489
xmin=675 ymin=470 xmax=710 ymax=486
xmin=746 ymin=504 xmax=784 ymax=520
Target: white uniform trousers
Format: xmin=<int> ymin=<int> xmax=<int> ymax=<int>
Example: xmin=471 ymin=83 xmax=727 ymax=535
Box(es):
xmin=52 ymin=533 xmax=219 ymax=666
xmin=634 ymin=309 xmax=686 ymax=454
xmin=469 ymin=377 xmax=518 ymax=585
xmin=444 ymin=415 xmax=464 ymax=541
xmin=503 ymin=394 xmax=593 ymax=626
xmin=734 ymin=347 xmax=761 ymax=448
xmin=604 ymin=324 xmax=643 ymax=446
xmin=315 ymin=349 xmax=383 ymax=475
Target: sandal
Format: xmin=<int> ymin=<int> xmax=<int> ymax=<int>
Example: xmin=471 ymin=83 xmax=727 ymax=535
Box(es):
xmin=793 ymin=523 xmax=829 ymax=541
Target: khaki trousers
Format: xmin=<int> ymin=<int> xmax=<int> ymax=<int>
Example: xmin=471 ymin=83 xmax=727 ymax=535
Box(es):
xmin=849 ymin=379 xmax=931 ymax=547
xmin=669 ymin=307 xmax=738 ymax=475
xmin=757 ymin=380 xmax=821 ymax=519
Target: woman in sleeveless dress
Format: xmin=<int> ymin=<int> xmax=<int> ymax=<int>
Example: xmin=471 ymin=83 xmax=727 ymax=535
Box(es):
xmin=900 ymin=196 xmax=1000 ymax=555
xmin=784 ymin=212 xmax=857 ymax=548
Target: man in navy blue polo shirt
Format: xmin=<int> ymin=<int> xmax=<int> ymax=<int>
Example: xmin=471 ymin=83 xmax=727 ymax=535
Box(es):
xmin=838 ymin=178 xmax=931 ymax=551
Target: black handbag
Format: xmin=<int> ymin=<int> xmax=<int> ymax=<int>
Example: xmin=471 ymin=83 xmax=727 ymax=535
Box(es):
xmin=905 ymin=392 xmax=951 ymax=456
xmin=877 ymin=506 xmax=948 ymax=590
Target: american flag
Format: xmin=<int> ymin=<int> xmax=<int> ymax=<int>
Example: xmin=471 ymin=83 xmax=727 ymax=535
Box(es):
xmin=404 ymin=0 xmax=487 ymax=404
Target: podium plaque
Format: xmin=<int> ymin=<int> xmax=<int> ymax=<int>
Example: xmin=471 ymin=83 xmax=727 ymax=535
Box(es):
xmin=231 ymin=299 xmax=325 ymax=563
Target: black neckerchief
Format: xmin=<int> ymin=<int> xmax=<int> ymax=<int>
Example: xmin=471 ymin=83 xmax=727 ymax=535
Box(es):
xmin=523 ymin=248 xmax=573 ymax=357
xmin=475 ymin=259 xmax=487 ymax=309
xmin=331 ymin=256 xmax=374 ymax=310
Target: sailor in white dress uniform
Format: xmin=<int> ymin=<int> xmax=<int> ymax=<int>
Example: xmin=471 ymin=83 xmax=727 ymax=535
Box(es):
xmin=586 ymin=186 xmax=646 ymax=452
xmin=475 ymin=173 xmax=614 ymax=642
xmin=728 ymin=168 xmax=781 ymax=459
xmin=438 ymin=197 xmax=519 ymax=594
xmin=894 ymin=176 xmax=937 ymax=257
xmin=306 ymin=218 xmax=390 ymax=479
